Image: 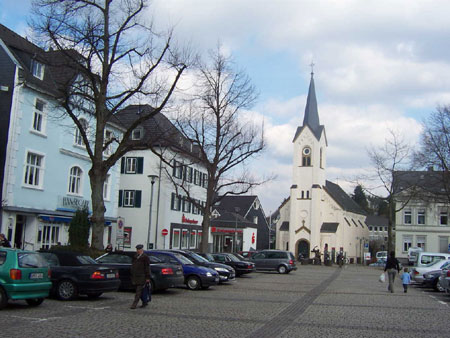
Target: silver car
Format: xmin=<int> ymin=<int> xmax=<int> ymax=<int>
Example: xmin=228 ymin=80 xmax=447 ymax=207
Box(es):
xmin=250 ymin=250 xmax=297 ymax=274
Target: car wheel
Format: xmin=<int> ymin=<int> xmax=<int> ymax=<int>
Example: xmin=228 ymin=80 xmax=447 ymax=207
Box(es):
xmin=57 ymin=280 xmax=78 ymax=300
xmin=186 ymin=276 xmax=201 ymax=290
xmin=435 ymin=280 xmax=445 ymax=292
xmin=150 ymin=279 xmax=156 ymax=292
xmin=26 ymin=298 xmax=44 ymax=306
xmin=278 ymin=265 xmax=287 ymax=274
xmin=0 ymin=287 xmax=8 ymax=310
xmin=86 ymin=292 xmax=102 ymax=299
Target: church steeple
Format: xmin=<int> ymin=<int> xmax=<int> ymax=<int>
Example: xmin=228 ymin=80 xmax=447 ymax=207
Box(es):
xmin=302 ymin=72 xmax=320 ymax=133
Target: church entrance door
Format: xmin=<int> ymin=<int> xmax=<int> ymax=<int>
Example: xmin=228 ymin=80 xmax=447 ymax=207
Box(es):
xmin=297 ymin=240 xmax=310 ymax=260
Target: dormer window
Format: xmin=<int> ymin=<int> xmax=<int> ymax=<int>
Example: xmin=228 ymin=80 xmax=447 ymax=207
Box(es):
xmin=31 ymin=60 xmax=44 ymax=80
xmin=132 ymin=127 xmax=143 ymax=140
xmin=302 ymin=147 xmax=311 ymax=166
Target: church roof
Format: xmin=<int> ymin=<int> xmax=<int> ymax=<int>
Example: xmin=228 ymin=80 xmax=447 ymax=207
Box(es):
xmin=293 ymin=73 xmax=325 ymax=142
xmin=320 ymin=222 xmax=339 ymax=233
xmin=324 ymin=181 xmax=367 ymax=216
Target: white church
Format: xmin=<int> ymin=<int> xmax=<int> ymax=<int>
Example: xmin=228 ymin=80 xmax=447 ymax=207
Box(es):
xmin=275 ymin=72 xmax=369 ymax=263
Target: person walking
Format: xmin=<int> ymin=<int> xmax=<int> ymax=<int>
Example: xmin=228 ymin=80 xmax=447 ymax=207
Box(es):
xmin=401 ymin=267 xmax=411 ymax=293
xmin=384 ymin=251 xmax=400 ymax=293
xmin=130 ymin=244 xmax=151 ymax=309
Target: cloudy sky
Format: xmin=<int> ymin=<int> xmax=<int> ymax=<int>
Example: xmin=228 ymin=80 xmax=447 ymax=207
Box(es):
xmin=2 ymin=0 xmax=449 ymax=214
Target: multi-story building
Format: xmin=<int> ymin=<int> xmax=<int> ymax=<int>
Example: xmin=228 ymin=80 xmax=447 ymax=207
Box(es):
xmin=0 ymin=24 xmax=121 ymax=249
xmin=394 ymin=170 xmax=450 ymax=259
xmin=115 ymin=105 xmax=208 ymax=250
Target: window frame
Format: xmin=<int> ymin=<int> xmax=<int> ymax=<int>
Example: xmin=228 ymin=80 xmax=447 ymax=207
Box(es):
xmin=23 ymin=150 xmax=45 ymax=189
xmin=417 ymin=210 xmax=425 ymax=225
xmin=404 ymin=210 xmax=412 ymax=224
xmin=31 ymin=59 xmax=44 ymax=80
xmin=74 ymin=118 xmax=88 ymax=146
xmin=123 ymin=190 xmax=135 ymax=207
xmin=68 ymin=166 xmax=83 ymax=195
xmin=31 ymin=98 xmax=47 ymax=135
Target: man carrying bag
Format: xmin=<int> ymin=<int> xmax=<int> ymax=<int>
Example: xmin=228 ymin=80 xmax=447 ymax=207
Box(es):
xmin=130 ymin=244 xmax=151 ymax=309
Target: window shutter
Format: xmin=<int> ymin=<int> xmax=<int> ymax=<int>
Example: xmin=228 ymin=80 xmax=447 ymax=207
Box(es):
xmin=118 ymin=190 xmax=123 ymax=207
xmin=135 ymin=190 xmax=142 ymax=208
xmin=171 ymin=193 xmax=175 ymax=210
xmin=177 ymin=195 xmax=182 ymax=211
xmin=172 ymin=160 xmax=177 ymax=176
xmin=137 ymin=157 xmax=144 ymax=174
xmin=120 ymin=158 xmax=125 ymax=174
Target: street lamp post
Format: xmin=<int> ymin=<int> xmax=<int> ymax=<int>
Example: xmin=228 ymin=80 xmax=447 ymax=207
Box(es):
xmin=234 ymin=207 xmax=240 ymax=253
xmin=147 ymin=175 xmax=158 ymax=249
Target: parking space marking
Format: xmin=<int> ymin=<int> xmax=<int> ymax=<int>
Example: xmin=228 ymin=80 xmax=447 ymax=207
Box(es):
xmin=65 ymin=305 xmax=110 ymax=310
xmin=9 ymin=315 xmax=61 ymax=323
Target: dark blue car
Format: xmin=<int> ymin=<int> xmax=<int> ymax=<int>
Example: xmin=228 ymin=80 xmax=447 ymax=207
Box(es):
xmin=146 ymin=250 xmax=219 ymax=290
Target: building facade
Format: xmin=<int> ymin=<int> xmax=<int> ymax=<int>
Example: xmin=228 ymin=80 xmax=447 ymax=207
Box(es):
xmin=0 ymin=24 xmax=121 ymax=249
xmin=275 ymin=73 xmax=368 ymax=262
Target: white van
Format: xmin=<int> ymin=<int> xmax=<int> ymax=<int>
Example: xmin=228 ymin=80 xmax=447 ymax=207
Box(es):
xmin=376 ymin=251 xmax=387 ymax=261
xmin=414 ymin=251 xmax=450 ymax=268
xmin=408 ymin=247 xmax=423 ymax=265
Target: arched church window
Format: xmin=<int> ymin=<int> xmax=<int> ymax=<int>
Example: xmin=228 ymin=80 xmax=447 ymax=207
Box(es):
xmin=306 ymin=190 xmax=310 ymax=199
xmin=302 ymin=147 xmax=311 ymax=166
xmin=301 ymin=191 xmax=304 ymax=199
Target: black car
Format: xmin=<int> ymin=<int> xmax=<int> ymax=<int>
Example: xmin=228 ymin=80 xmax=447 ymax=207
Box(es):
xmin=95 ymin=251 xmax=184 ymax=291
xmin=169 ymin=249 xmax=235 ymax=283
xmin=39 ymin=250 xmax=120 ymax=300
xmin=209 ymin=253 xmax=255 ymax=276
xmin=423 ymin=269 xmax=445 ymax=292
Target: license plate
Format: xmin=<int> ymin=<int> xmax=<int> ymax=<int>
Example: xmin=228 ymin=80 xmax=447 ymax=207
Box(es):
xmin=106 ymin=273 xmax=116 ymax=279
xmin=176 ymin=271 xmax=182 ymax=275
xmin=215 ymin=277 xmax=219 ymax=282
xmin=30 ymin=272 xmax=43 ymax=279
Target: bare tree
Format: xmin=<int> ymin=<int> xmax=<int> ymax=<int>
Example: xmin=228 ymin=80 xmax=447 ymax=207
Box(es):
xmin=31 ymin=0 xmax=189 ymax=249
xmin=168 ymin=46 xmax=267 ymax=253
xmin=361 ymin=129 xmax=418 ymax=252
xmin=414 ymin=106 xmax=450 ymax=202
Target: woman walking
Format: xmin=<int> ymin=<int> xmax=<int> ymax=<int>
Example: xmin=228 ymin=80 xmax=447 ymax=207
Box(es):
xmin=384 ymin=251 xmax=401 ymax=293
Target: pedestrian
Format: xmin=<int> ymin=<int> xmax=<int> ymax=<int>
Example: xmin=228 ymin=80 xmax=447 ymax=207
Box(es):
xmin=0 ymin=233 xmax=11 ymax=247
xmin=401 ymin=267 xmax=411 ymax=293
xmin=384 ymin=251 xmax=400 ymax=293
xmin=105 ymin=243 xmax=113 ymax=253
xmin=130 ymin=244 xmax=151 ymax=309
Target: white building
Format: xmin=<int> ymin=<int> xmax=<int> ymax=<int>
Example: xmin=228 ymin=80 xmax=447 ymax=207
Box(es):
xmin=394 ymin=170 xmax=450 ymax=259
xmin=115 ymin=105 xmax=208 ymax=250
xmin=275 ymin=73 xmax=368 ymax=262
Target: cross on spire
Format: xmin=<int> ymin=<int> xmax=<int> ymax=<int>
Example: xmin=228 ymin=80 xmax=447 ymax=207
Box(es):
xmin=310 ymin=61 xmax=315 ymax=76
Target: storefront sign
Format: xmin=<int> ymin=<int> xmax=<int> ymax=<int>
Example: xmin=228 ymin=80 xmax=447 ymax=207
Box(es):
xmin=211 ymin=227 xmax=243 ymax=234
xmin=182 ymin=214 xmax=198 ymax=224
xmin=57 ymin=195 xmax=90 ymax=212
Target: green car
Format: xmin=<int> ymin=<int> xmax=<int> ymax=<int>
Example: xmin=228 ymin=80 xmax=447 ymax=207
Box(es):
xmin=0 ymin=248 xmax=52 ymax=309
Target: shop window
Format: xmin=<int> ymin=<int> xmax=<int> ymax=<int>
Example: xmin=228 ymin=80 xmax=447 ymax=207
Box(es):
xmin=172 ymin=229 xmax=180 ymax=249
xmin=181 ymin=229 xmax=189 ymax=248
xmin=196 ymin=231 xmax=202 ymax=249
xmin=190 ymin=230 xmax=197 ymax=248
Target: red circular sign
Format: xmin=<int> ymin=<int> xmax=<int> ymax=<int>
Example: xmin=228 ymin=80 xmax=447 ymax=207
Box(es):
xmin=161 ymin=229 xmax=169 ymax=236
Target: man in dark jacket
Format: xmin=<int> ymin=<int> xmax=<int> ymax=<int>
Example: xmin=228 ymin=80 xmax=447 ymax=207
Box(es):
xmin=130 ymin=244 xmax=151 ymax=309
xmin=384 ymin=251 xmax=401 ymax=293
xmin=0 ymin=234 xmax=11 ymax=247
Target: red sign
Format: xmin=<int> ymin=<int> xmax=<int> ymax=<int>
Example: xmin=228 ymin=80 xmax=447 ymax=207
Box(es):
xmin=252 ymin=233 xmax=255 ymax=244
xmin=211 ymin=227 xmax=243 ymax=234
xmin=182 ymin=214 xmax=198 ymax=224
xmin=161 ymin=229 xmax=169 ymax=236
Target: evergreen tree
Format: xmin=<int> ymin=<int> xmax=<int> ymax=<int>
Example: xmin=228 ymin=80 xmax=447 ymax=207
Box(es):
xmin=352 ymin=185 xmax=369 ymax=212
xmin=68 ymin=207 xmax=90 ymax=248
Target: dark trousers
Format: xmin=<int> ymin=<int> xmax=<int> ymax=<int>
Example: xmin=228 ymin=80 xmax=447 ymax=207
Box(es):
xmin=403 ymin=284 xmax=408 ymax=293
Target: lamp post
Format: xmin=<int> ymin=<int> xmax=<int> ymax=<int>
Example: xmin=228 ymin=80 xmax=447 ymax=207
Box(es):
xmin=147 ymin=175 xmax=158 ymax=249
xmin=234 ymin=207 xmax=240 ymax=253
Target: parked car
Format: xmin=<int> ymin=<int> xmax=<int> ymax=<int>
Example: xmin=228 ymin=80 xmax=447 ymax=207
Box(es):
xmin=250 ymin=250 xmax=297 ymax=274
xmin=168 ymin=250 xmax=235 ymax=283
xmin=238 ymin=251 xmax=259 ymax=260
xmin=414 ymin=252 xmax=450 ymax=268
xmin=408 ymin=247 xmax=423 ymax=265
xmin=375 ymin=251 xmax=387 ymax=261
xmin=369 ymin=259 xmax=386 ymax=267
xmin=39 ymin=250 xmax=120 ymax=300
xmin=0 ymin=248 xmax=52 ymax=309
xmin=146 ymin=250 xmax=219 ymax=290
xmin=209 ymin=253 xmax=255 ymax=276
xmin=422 ymin=270 xmax=445 ymax=292
xmin=411 ymin=259 xmax=450 ymax=283
xmin=439 ymin=268 xmax=450 ymax=293
xmin=96 ymin=251 xmax=184 ymax=291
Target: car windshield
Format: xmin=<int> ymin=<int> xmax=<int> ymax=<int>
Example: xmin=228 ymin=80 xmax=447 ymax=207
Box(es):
xmin=18 ymin=252 xmax=49 ymax=268
xmin=97 ymin=254 xmax=133 ymax=264
xmin=188 ymin=252 xmax=209 ymax=263
xmin=202 ymin=253 xmax=215 ymax=262
xmin=227 ymin=254 xmax=241 ymax=262
xmin=234 ymin=253 xmax=246 ymax=260
xmin=172 ymin=253 xmax=194 ymax=264
xmin=76 ymin=255 xmax=98 ymax=265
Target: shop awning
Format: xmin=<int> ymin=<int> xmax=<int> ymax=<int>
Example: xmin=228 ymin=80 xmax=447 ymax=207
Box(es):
xmin=38 ymin=214 xmax=72 ymax=223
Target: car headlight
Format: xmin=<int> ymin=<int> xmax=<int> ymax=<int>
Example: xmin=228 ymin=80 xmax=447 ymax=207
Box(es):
xmin=214 ymin=267 xmax=228 ymax=273
xmin=205 ymin=272 xmax=212 ymax=277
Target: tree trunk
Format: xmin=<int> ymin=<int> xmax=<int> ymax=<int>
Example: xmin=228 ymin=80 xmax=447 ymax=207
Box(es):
xmin=200 ymin=212 xmax=211 ymax=253
xmin=89 ymin=166 xmax=107 ymax=250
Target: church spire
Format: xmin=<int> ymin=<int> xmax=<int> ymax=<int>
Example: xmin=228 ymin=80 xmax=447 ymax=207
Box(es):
xmin=302 ymin=69 xmax=320 ymax=132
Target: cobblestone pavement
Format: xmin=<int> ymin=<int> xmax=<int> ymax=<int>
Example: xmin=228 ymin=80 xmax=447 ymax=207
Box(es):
xmin=1 ymin=265 xmax=449 ymax=338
